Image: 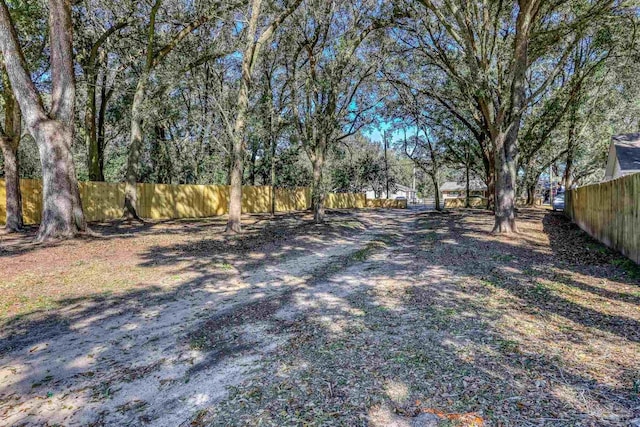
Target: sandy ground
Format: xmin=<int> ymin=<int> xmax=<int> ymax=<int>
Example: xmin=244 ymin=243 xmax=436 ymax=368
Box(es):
xmin=0 ymin=207 xmax=639 ymax=426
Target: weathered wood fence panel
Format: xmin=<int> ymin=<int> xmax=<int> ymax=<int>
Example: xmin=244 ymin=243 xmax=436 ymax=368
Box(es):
xmin=566 ymin=173 xmax=640 ymax=264
xmin=366 ymin=198 xmax=407 ymax=209
xmin=325 ymin=192 xmax=366 ymax=209
xmin=0 ymin=179 xmax=372 ymax=225
xmin=444 ymin=197 xmax=487 ymax=209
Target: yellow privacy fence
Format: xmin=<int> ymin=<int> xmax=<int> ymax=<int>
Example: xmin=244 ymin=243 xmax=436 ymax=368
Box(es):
xmin=366 ymin=198 xmax=407 ymax=209
xmin=325 ymin=192 xmax=366 ymax=209
xmin=0 ymin=179 xmax=370 ymax=225
xmin=565 ymin=173 xmax=640 ymax=264
xmin=443 ymin=197 xmax=486 ymax=208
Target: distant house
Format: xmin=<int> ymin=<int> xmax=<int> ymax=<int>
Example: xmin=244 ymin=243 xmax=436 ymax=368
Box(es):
xmin=604 ymin=133 xmax=640 ymax=180
xmin=440 ymin=180 xmax=487 ymax=200
xmin=365 ymin=184 xmax=417 ymax=202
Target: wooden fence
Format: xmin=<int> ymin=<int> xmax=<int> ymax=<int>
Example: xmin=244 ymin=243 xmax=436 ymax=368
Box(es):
xmin=565 ymin=173 xmax=640 ymax=264
xmin=366 ymin=198 xmax=407 ymax=209
xmin=444 ymin=197 xmax=487 ymax=209
xmin=0 ymin=179 xmax=371 ymax=225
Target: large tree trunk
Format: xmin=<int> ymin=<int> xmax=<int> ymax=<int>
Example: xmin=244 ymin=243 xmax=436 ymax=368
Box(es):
xmin=521 ymin=159 xmax=540 ymax=206
xmin=486 ymin=171 xmax=495 ymax=210
xmin=226 ymin=136 xmax=244 ymax=233
xmin=225 ymin=0 xmax=266 ymax=233
xmin=270 ymin=121 xmax=276 ymax=215
xmin=1 ymin=69 xmax=23 ymax=231
xmin=526 ymin=183 xmax=536 ymax=205
xmin=1 ymin=135 xmax=22 ymax=231
xmin=123 ymin=78 xmax=146 ymax=220
xmin=492 ymin=130 xmax=518 ymax=233
xmin=0 ymin=0 xmax=87 ymax=241
xmin=563 ymin=152 xmax=573 ymax=191
xmin=481 ymin=149 xmax=495 ymax=210
xmin=311 ymin=143 xmax=326 ymax=223
xmin=225 ymin=56 xmax=251 ymax=232
xmin=34 ymin=121 xmax=87 ymax=241
xmin=491 ymin=0 xmax=538 ymax=233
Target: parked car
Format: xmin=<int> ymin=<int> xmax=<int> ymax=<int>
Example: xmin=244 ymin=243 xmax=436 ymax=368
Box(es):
xmin=395 ymin=196 xmax=407 ymax=200
xmin=552 ymin=192 xmax=565 ymax=211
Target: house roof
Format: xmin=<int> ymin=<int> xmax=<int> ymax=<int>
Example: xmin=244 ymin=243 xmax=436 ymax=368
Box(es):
xmin=440 ymin=180 xmax=487 ymax=192
xmin=612 ymin=133 xmax=640 ymax=172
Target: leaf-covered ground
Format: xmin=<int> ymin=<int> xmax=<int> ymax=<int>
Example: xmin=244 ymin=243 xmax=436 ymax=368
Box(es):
xmin=0 ymin=207 xmax=638 ymax=426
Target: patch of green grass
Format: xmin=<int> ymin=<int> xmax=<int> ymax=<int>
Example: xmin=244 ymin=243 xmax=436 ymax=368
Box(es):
xmin=491 ymin=253 xmax=515 ymax=262
xmin=429 ymin=307 xmax=459 ymax=327
xmin=217 ymin=262 xmax=233 ymax=270
xmin=586 ymin=242 xmax=608 ymax=254
xmin=350 ymin=241 xmax=387 ymax=262
xmin=189 ymin=336 xmax=210 ymax=350
xmin=611 ymin=258 xmax=640 ymax=279
xmin=532 ymin=282 xmax=550 ymax=297
xmin=479 ymin=279 xmax=497 ymax=287
xmin=496 ymin=339 xmax=520 ymax=354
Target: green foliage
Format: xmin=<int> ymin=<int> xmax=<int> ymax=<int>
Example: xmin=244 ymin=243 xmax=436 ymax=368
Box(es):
xmin=0 ymin=0 xmax=637 ymax=211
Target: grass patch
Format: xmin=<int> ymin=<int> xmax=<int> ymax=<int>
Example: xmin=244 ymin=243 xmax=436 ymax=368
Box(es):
xmin=611 ymin=257 xmax=640 ymax=279
xmin=491 ymin=253 xmax=515 ymax=262
xmin=350 ymin=241 xmax=385 ymax=261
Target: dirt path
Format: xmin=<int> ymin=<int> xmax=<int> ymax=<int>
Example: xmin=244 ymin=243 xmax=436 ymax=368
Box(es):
xmin=1 ymin=208 xmax=639 ymax=426
xmin=0 ymin=210 xmax=399 ymax=426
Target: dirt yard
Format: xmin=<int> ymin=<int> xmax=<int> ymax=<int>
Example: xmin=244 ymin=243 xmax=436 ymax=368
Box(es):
xmin=0 ymin=207 xmax=639 ymax=426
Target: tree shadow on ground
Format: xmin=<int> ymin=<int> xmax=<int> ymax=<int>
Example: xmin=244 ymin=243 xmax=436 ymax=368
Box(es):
xmin=0 ymin=211 xmax=316 ymax=259
xmin=193 ymin=207 xmax=639 ymax=425
xmin=1 ymin=207 xmax=638 ymax=426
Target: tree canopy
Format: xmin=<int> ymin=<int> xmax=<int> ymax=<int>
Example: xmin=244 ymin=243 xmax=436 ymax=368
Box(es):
xmin=0 ymin=0 xmax=638 ymax=237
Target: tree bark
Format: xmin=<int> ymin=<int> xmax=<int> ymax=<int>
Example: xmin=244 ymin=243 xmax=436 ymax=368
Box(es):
xmin=1 ymin=67 xmax=22 ymax=231
xmin=0 ymin=135 xmax=22 ymax=231
xmin=123 ymin=0 xmax=209 ymax=218
xmin=0 ymin=0 xmax=86 ymax=241
xmin=481 ymin=147 xmax=495 ymax=210
xmin=269 ymin=110 xmax=276 ymax=215
xmin=86 ymin=50 xmax=110 ymax=181
xmin=491 ymin=0 xmax=539 ymax=233
xmin=123 ymin=76 xmax=147 ymax=220
xmin=35 ymin=121 xmax=87 ymax=240
xmin=81 ymin=23 xmax=127 ymax=181
xmin=433 ymin=176 xmax=441 ymax=211
xmin=526 ymin=183 xmax=536 ymax=205
xmin=311 ymin=144 xmax=326 ymax=223
xmin=96 ymin=66 xmax=110 ymax=181
xmin=465 ymin=157 xmax=470 ymax=208
xmin=563 ymin=152 xmax=573 ymax=190
xmin=225 ymin=0 xmax=301 ymax=231
xmin=492 ymin=130 xmax=518 ymax=233
xmin=563 ymin=102 xmax=578 ymax=190
xmin=225 ymin=0 xmax=262 ymax=233
xmin=84 ymin=59 xmax=99 ymax=181
xmin=226 ymin=135 xmax=244 ymax=233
